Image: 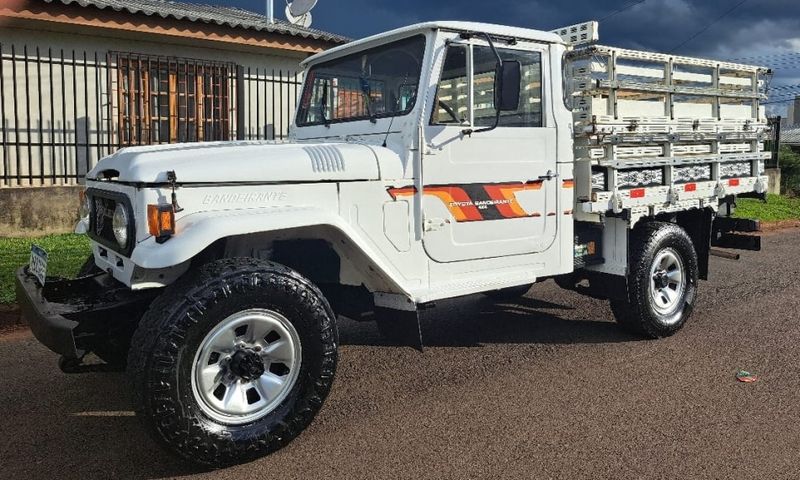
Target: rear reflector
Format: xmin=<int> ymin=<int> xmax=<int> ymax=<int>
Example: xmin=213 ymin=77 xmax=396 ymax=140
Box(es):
xmin=630 ymin=188 xmax=645 ymax=199
xmin=684 ymin=183 xmax=697 ymax=192
xmin=728 ymin=179 xmax=740 ymax=187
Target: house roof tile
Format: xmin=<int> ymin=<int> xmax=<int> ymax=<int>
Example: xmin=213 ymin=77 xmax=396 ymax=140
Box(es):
xmin=44 ymin=0 xmax=349 ymax=44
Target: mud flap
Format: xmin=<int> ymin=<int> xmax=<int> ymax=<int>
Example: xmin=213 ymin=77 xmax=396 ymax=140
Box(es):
xmin=402 ymin=310 xmax=424 ymax=352
xmin=712 ymin=217 xmax=761 ymax=252
xmin=373 ymin=307 xmax=424 ymax=352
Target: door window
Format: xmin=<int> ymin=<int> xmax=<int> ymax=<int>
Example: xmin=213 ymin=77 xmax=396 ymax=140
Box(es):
xmin=432 ymin=44 xmax=543 ymax=128
xmin=431 ymin=45 xmax=468 ymax=125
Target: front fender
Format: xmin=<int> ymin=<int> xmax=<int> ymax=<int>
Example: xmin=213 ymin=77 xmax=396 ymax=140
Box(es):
xmin=129 ymin=206 xmax=406 ymax=292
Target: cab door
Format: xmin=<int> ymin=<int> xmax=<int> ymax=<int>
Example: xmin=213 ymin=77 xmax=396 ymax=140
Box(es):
xmin=416 ymin=36 xmax=558 ymax=263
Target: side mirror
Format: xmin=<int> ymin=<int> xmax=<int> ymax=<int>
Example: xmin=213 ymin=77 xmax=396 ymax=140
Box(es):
xmin=496 ymin=60 xmax=521 ymax=111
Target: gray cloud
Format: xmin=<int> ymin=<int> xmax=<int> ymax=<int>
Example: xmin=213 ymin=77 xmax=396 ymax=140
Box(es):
xmin=206 ymin=0 xmax=800 ymax=114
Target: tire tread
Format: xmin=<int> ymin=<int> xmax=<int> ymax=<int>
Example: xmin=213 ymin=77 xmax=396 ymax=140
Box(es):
xmin=127 ymin=258 xmax=338 ymax=468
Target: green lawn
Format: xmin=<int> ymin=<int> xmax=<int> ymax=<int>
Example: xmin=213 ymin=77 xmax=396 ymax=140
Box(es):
xmin=734 ymin=194 xmax=800 ymax=223
xmin=0 ymin=234 xmax=91 ymax=305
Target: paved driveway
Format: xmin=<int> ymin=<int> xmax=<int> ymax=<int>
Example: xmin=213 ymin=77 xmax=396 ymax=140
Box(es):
xmin=1 ymin=229 xmax=798 ymax=480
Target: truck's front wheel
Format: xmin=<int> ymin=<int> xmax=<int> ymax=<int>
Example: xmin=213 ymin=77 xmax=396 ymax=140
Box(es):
xmin=127 ymin=258 xmax=338 ymax=468
xmin=610 ymin=222 xmax=698 ymax=338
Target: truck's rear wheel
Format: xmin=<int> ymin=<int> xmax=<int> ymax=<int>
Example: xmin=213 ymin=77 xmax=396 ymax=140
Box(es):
xmin=128 ymin=258 xmax=338 ymax=468
xmin=610 ymin=222 xmax=698 ymax=338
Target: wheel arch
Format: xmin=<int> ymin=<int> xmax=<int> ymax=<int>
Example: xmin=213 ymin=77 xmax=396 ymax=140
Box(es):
xmin=130 ymin=208 xmax=405 ymax=294
xmin=646 ymin=207 xmax=714 ymax=280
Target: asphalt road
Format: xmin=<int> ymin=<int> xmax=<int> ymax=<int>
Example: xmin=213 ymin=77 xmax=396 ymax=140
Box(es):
xmin=1 ymin=229 xmax=799 ymax=480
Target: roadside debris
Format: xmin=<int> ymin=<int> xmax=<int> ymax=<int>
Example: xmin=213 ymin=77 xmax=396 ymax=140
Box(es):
xmin=736 ymin=370 xmax=758 ymax=383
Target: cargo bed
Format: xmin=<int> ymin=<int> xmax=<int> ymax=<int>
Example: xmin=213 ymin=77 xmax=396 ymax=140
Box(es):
xmin=564 ymin=43 xmax=771 ymax=220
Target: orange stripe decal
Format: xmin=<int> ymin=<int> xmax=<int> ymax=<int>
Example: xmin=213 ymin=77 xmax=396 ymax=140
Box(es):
xmin=426 ymin=187 xmax=483 ymax=222
xmin=387 ymin=181 xmax=545 ymax=223
xmin=483 ymin=181 xmax=542 ymax=219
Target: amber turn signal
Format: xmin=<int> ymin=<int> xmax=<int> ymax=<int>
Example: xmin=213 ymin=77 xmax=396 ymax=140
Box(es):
xmin=147 ymin=204 xmax=175 ymax=242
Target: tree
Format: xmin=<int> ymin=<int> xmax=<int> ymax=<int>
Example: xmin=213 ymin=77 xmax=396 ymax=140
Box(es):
xmin=779 ymin=145 xmax=800 ymax=196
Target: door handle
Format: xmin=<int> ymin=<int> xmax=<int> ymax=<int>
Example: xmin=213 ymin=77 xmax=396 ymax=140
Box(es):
xmin=538 ymin=170 xmax=559 ymax=181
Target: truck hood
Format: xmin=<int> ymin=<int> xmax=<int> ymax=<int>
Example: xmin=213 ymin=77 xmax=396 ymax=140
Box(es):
xmin=87 ymin=141 xmax=382 ymax=184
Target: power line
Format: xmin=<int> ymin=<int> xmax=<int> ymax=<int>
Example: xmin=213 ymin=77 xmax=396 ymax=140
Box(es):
xmin=769 ymin=84 xmax=800 ymax=91
xmin=599 ymin=0 xmax=648 ymax=21
xmin=669 ymin=0 xmax=749 ymax=53
xmin=729 ymin=52 xmax=800 ymax=62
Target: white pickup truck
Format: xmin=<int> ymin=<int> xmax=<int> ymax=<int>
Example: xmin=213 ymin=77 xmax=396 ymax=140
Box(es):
xmin=16 ymin=21 xmax=770 ymax=467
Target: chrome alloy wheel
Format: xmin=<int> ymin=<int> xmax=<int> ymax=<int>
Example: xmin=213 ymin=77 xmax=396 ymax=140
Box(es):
xmin=649 ymin=248 xmax=686 ymax=319
xmin=191 ymin=309 xmax=302 ymax=425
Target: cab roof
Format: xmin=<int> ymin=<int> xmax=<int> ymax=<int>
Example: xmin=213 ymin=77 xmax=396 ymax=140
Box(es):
xmin=301 ymin=21 xmax=563 ymax=67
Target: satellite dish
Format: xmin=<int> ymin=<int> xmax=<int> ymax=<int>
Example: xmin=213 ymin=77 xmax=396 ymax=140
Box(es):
xmin=289 ymin=0 xmax=317 ymax=17
xmin=285 ymin=5 xmax=313 ymax=28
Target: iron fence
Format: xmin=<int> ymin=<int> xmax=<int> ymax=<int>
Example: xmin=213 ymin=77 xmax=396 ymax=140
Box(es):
xmin=0 ymin=43 xmax=303 ymax=187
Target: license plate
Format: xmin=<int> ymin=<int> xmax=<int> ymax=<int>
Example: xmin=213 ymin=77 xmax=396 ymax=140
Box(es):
xmin=29 ymin=245 xmax=48 ymax=286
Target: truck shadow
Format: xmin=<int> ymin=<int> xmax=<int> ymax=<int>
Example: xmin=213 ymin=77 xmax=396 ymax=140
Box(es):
xmin=338 ymin=293 xmax=641 ymax=348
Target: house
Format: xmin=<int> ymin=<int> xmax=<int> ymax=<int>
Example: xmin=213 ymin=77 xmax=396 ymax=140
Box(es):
xmin=0 ymin=0 xmax=347 ymax=234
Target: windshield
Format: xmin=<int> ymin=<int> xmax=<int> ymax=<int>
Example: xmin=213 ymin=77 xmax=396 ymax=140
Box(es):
xmin=297 ymin=35 xmax=426 ymax=127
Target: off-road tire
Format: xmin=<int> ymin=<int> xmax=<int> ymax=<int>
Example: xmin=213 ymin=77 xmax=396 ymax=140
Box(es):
xmin=127 ymin=258 xmax=338 ymax=468
xmin=610 ymin=222 xmax=698 ymax=338
xmin=483 ymin=284 xmax=533 ymax=301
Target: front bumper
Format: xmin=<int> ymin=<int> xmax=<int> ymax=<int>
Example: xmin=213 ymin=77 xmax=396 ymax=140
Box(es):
xmin=15 ymin=267 xmax=156 ymax=359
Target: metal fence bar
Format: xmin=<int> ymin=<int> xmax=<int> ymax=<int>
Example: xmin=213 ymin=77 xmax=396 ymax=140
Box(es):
xmin=36 ymin=47 xmax=44 ymax=185
xmin=0 ymin=45 xmax=303 ymax=187
xmin=271 ymin=69 xmax=276 ymax=141
xmin=24 ymin=46 xmax=32 ymax=185
xmin=48 ymin=48 xmax=56 ymax=183
xmin=105 ymin=52 xmax=113 ymax=158
xmin=11 ymin=45 xmax=20 ymax=186
xmin=60 ymin=49 xmax=67 ymax=184
xmin=83 ymin=51 xmax=90 ymax=177
xmin=71 ymin=50 xmax=78 ymax=181
xmin=0 ymin=43 xmax=7 ymax=186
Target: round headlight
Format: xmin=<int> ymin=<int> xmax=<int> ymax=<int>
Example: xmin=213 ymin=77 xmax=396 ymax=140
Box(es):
xmin=112 ymin=204 xmax=129 ymax=248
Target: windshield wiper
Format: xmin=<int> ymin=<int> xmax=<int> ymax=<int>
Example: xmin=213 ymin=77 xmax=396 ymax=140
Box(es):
xmin=359 ymin=76 xmax=378 ymax=124
xmin=319 ymin=79 xmax=331 ymax=127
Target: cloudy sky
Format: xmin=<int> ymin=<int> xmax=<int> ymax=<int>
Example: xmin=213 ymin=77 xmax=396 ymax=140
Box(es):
xmin=221 ymin=0 xmax=800 ymax=115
